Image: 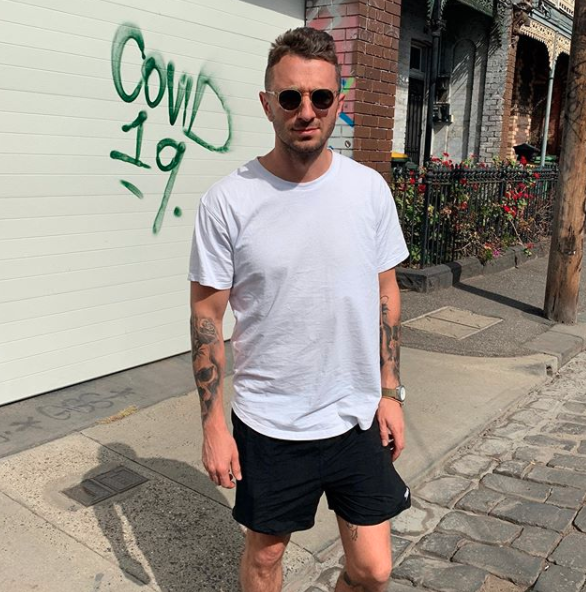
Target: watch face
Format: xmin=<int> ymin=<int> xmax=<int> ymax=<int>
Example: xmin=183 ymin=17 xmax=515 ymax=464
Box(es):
xmin=397 ymin=386 xmax=406 ymax=401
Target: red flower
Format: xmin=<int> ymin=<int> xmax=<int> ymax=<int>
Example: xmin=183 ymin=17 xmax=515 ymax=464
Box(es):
xmin=534 ymin=173 xmax=540 ymax=179
xmin=417 ymin=184 xmax=426 ymax=193
xmin=503 ymin=205 xmax=511 ymax=213
xmin=460 ymin=178 xmax=467 ymax=185
xmin=459 ymin=201 xmax=468 ymax=210
xmin=442 ymin=152 xmax=449 ymax=157
xmin=520 ymin=156 xmax=527 ymax=165
xmin=409 ymin=177 xmax=416 ymax=185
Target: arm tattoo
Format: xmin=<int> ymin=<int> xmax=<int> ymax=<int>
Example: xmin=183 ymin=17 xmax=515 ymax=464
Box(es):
xmin=190 ymin=316 xmax=222 ymax=423
xmin=380 ymin=295 xmax=401 ymax=384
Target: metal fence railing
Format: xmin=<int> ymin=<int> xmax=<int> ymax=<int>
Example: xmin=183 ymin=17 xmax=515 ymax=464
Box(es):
xmin=391 ymin=163 xmax=559 ymax=268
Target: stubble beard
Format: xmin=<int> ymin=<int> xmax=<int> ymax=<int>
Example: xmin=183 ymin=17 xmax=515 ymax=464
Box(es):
xmin=277 ymin=116 xmax=337 ymax=164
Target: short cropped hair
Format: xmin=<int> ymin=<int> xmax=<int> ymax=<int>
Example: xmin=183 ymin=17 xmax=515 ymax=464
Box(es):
xmin=265 ymin=27 xmax=341 ymax=90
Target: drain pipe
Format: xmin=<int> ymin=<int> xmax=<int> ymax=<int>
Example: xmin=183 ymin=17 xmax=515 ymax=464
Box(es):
xmin=540 ymin=38 xmax=557 ymax=166
xmin=423 ymin=0 xmax=442 ymax=163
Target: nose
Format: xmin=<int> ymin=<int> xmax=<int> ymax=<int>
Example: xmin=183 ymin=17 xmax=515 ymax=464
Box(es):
xmin=297 ymin=94 xmax=317 ymax=121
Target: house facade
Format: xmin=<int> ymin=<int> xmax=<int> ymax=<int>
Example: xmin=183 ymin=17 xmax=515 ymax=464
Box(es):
xmin=0 ymin=0 xmax=572 ymax=405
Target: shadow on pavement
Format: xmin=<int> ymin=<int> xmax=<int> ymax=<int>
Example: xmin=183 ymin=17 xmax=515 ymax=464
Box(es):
xmin=453 ymin=282 xmax=548 ymax=318
xmin=86 ymin=443 xmax=244 ymax=592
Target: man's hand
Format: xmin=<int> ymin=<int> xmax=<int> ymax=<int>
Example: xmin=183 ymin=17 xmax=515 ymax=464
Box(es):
xmin=202 ymin=422 xmax=242 ymax=488
xmin=376 ymin=398 xmax=405 ymax=462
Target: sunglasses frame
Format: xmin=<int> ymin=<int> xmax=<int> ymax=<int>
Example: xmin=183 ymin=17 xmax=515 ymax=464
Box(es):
xmin=265 ymin=88 xmax=339 ymax=112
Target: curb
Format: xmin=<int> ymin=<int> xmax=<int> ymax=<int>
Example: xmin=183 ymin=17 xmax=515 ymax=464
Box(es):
xmin=397 ymin=242 xmax=548 ymax=293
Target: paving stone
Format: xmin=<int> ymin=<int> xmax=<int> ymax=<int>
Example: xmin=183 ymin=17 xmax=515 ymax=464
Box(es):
xmin=388 ymin=581 xmax=430 ymax=592
xmin=509 ymin=409 xmax=546 ymax=426
xmin=578 ymin=441 xmax=586 ymax=455
xmin=529 ymin=398 xmax=560 ymax=411
xmin=392 ymin=554 xmax=489 ymax=592
xmin=416 ymin=476 xmax=472 ymax=508
xmin=563 ymin=402 xmax=586 ymax=415
xmin=437 ymin=511 xmax=521 ymax=545
xmin=472 ymin=438 xmax=512 ymax=459
xmin=456 ymin=489 xmax=504 ymax=514
xmin=491 ymin=498 xmax=576 ymax=532
xmin=418 ymin=532 xmax=461 ymax=560
xmin=454 ymin=542 xmax=543 ymax=586
xmin=547 ymin=485 xmax=586 ymax=509
xmin=528 ymin=465 xmax=586 ymax=490
xmin=479 ymin=576 xmax=526 ymax=592
xmin=549 ymin=453 xmax=586 ymax=473
xmin=446 ymin=455 xmax=496 ymax=478
xmin=514 ymin=446 xmax=554 ymax=464
xmin=392 ymin=535 xmax=412 ymax=560
xmin=391 ymin=499 xmax=447 ymax=537
xmin=489 ymin=421 xmax=531 ymax=440
xmin=303 ymin=587 xmax=324 ymax=592
xmin=524 ymin=434 xmax=575 ymax=451
xmin=511 ymin=526 xmax=561 ymax=557
xmin=576 ymin=506 xmax=586 ymax=533
xmin=549 ymin=533 xmax=586 ymax=571
xmin=546 ymin=422 xmax=586 ymax=436
xmin=481 ymin=473 xmax=550 ymax=502
xmin=494 ymin=460 xmax=530 ymax=478
xmin=317 ymin=566 xmax=342 ymax=589
xmin=558 ymin=413 xmax=586 ymax=426
xmin=534 ymin=564 xmax=586 ymax=592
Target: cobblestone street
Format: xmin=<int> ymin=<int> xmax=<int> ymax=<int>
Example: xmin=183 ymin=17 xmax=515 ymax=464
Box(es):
xmin=300 ymin=352 xmax=586 ymax=592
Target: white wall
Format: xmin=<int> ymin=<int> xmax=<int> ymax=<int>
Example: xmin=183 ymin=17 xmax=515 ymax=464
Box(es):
xmin=0 ymin=0 xmax=305 ymax=404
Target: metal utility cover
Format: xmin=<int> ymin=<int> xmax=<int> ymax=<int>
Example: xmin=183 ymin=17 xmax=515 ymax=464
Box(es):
xmin=93 ymin=466 xmax=148 ymax=493
xmin=62 ymin=465 xmax=148 ymax=507
xmin=404 ymin=306 xmax=502 ymax=340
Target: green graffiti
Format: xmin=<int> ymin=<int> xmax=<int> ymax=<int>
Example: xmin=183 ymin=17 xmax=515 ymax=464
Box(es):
xmin=110 ymin=23 xmax=233 ymax=233
xmin=120 ymin=180 xmax=143 ymax=199
xmin=111 ymin=24 xmax=145 ymax=103
xmin=110 ymin=110 xmax=151 ymax=169
xmin=152 ymin=139 xmax=186 ymax=234
xmin=184 ymin=72 xmax=233 ymax=153
xmin=167 ymin=62 xmax=193 ymax=127
xmin=142 ymin=53 xmax=166 ymax=108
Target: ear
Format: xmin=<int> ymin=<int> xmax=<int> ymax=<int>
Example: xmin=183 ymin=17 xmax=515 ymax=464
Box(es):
xmin=259 ymin=91 xmax=275 ymax=122
xmin=336 ymin=93 xmax=346 ymax=119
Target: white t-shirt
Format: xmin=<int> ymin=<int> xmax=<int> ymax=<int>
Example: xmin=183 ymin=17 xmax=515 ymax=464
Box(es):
xmin=188 ymin=151 xmax=408 ymax=440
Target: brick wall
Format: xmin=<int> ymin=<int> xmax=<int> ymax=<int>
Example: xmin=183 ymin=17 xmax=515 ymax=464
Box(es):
xmin=478 ymin=0 xmax=513 ymax=161
xmin=306 ymin=0 xmax=402 ymax=181
xmin=352 ymin=0 xmax=401 ymax=181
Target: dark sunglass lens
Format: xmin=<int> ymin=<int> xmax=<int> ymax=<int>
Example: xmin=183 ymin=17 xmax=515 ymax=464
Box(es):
xmin=312 ymin=89 xmax=335 ymax=109
xmin=278 ymin=90 xmax=302 ymax=110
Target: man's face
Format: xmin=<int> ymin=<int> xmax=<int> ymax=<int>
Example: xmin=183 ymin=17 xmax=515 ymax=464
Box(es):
xmin=260 ymin=55 xmax=344 ymax=156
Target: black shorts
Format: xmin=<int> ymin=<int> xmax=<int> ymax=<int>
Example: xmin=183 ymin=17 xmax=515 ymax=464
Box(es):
xmin=231 ymin=411 xmax=411 ymax=536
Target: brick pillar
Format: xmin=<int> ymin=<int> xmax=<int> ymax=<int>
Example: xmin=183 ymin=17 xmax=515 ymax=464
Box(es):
xmin=307 ymin=0 xmax=361 ymax=159
xmin=352 ymin=0 xmax=401 ymax=181
xmin=500 ymin=40 xmax=519 ymax=159
xmin=307 ymin=0 xmax=401 ymax=181
xmin=478 ymin=0 xmax=514 ymax=161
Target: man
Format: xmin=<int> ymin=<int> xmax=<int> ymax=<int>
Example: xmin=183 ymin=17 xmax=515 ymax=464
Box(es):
xmin=189 ymin=27 xmax=410 ymax=592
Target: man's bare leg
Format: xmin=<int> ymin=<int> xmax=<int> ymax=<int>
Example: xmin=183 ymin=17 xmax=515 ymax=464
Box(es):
xmin=333 ymin=517 xmax=392 ymax=592
xmin=240 ymin=529 xmax=291 ymax=592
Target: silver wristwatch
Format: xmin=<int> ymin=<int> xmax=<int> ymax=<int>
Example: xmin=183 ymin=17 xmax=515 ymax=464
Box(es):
xmin=382 ymin=385 xmax=406 ymax=404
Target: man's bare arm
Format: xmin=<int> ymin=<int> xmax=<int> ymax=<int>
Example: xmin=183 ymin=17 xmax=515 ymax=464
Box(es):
xmin=190 ymin=282 xmax=241 ymax=487
xmin=379 ymin=273 xmax=401 ymax=389
xmin=377 ymin=268 xmax=405 ymax=461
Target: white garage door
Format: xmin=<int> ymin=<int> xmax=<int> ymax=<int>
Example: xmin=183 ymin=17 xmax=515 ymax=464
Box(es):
xmin=0 ymin=0 xmax=305 ymax=405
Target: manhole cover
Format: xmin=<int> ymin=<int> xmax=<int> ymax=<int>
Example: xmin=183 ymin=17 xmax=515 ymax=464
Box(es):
xmin=62 ymin=465 xmax=148 ymax=507
xmin=404 ymin=306 xmax=502 ymax=340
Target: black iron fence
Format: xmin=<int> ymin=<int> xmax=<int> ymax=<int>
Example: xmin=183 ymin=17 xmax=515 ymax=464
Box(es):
xmin=391 ymin=163 xmax=559 ymax=268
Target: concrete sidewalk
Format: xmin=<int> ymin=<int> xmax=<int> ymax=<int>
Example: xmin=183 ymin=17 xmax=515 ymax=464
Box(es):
xmin=1 ymin=248 xmax=586 ymax=591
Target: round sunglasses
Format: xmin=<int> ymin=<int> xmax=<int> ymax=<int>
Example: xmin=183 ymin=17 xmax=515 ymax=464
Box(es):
xmin=265 ymin=88 xmax=338 ymax=111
